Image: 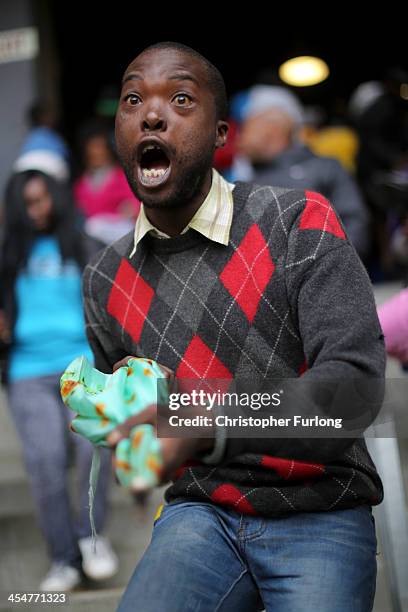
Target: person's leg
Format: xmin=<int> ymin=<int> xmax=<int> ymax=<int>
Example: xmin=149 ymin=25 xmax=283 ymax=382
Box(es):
xmin=244 ymin=504 xmax=377 ymax=612
xmin=7 ymin=376 xmax=81 ymax=567
xmin=118 ymin=499 xmax=263 ymax=612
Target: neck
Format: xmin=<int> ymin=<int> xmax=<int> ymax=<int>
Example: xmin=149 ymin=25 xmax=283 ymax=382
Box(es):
xmin=143 ymin=169 xmax=213 ymax=237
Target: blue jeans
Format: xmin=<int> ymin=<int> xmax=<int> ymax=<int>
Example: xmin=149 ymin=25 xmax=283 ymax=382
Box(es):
xmin=118 ymin=498 xmax=377 ymax=612
xmin=7 ymin=374 xmax=112 ymax=568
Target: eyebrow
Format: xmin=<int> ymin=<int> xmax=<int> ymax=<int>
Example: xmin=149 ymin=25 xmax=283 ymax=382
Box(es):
xmin=122 ymin=73 xmax=142 ymax=85
xmin=168 ymin=72 xmax=200 ymax=86
xmin=121 ymin=71 xmax=200 ymax=87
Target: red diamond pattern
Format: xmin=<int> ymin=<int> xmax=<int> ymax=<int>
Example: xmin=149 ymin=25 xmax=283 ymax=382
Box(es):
xmin=299 ymin=191 xmax=346 ymax=239
xmin=107 ymin=258 xmax=154 ymax=343
xmin=211 ymin=484 xmax=257 ymax=515
xmin=220 ymin=224 xmax=275 ymax=322
xmin=260 ymin=455 xmax=325 ymax=480
xmin=176 ymin=335 xmax=233 ymax=380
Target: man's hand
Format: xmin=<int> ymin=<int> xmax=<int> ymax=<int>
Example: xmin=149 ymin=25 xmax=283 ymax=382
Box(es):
xmin=107 ymin=356 xmax=214 ymax=486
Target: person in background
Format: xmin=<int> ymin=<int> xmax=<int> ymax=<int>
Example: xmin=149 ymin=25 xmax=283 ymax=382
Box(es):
xmin=351 ymin=69 xmax=408 ymax=191
xmin=13 ymin=101 xmax=70 ymax=182
xmin=378 ymin=287 xmax=408 ymax=365
xmin=0 ymin=169 xmax=118 ymax=591
xmin=233 ymin=85 xmax=370 ymax=260
xmin=74 ymin=123 xmax=140 ymax=244
xmin=350 ymin=70 xmax=408 ymax=276
xmin=301 ymin=102 xmax=360 ymax=175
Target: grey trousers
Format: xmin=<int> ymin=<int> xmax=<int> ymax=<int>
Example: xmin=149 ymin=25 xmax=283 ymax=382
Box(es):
xmin=7 ymin=373 xmax=112 ymax=567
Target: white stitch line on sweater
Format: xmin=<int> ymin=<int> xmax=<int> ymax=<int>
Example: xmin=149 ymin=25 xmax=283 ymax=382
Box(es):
xmin=201 ymin=194 xmax=308 ymax=379
xmin=287 ymin=460 xmax=295 ymax=480
xmin=269 ymin=186 xmax=288 ymax=237
xmin=285 ymin=196 xmax=336 ymax=268
xmin=344 ymin=443 xmax=375 ymax=474
xmin=230 ymin=239 xmax=299 ymax=342
xmin=152 ymin=253 xmax=266 ymax=377
xmin=330 ymin=475 xmax=359 ymax=499
xmin=248 ymin=186 xmax=270 ymax=200
xmin=121 ymin=253 xmax=147 ymax=345
xmin=248 ymin=185 xmax=291 ymax=202
xmin=187 ymin=467 xmax=213 ymax=498
xmin=185 ymin=467 xmax=217 ymax=493
xmin=264 ymin=310 xmax=290 ymax=378
xmin=271 ymin=487 xmax=296 ymax=509
xmin=157 ymin=193 xmax=307 ymax=381
xmin=201 ymin=232 xmax=274 ymax=379
xmin=309 ymin=199 xmax=332 ymax=258
xmin=327 ymin=469 xmax=356 ymax=509
xmin=87 ymin=265 xmax=210 ymax=383
xmin=201 ymin=239 xmax=269 ymax=378
xmin=154 ymin=246 xmax=210 ymax=362
xmin=234 ymin=488 xmax=258 ymax=508
xmin=305 ymin=464 xmax=325 ymax=472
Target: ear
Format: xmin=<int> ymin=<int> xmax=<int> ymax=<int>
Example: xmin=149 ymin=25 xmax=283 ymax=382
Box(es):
xmin=215 ymin=120 xmax=229 ymax=149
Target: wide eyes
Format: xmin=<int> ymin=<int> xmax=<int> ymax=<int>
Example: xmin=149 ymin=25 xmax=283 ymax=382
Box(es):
xmin=123 ymin=93 xmax=193 ymax=108
xmin=172 ymin=93 xmax=193 ymax=107
xmin=124 ymin=93 xmax=142 ymax=105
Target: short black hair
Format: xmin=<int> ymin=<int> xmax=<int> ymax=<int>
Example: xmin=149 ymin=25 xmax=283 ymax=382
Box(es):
xmin=139 ymin=41 xmax=228 ymax=121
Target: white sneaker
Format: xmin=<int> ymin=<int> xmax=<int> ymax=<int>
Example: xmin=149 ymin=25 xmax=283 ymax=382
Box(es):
xmin=39 ymin=563 xmax=81 ymax=592
xmin=78 ymin=535 xmax=119 ymax=581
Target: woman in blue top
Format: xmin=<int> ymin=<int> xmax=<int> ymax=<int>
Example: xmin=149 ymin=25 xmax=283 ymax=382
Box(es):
xmin=0 ymin=170 xmax=118 ymax=592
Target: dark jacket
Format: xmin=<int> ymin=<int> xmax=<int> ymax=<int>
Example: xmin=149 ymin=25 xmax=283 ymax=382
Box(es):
xmin=251 ymin=143 xmax=370 ymax=258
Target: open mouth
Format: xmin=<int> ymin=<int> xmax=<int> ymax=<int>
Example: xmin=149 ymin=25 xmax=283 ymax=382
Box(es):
xmin=137 ymin=141 xmax=171 ymax=188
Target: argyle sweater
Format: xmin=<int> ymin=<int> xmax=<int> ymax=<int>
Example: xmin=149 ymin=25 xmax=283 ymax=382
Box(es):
xmin=83 ymin=181 xmax=385 ymax=517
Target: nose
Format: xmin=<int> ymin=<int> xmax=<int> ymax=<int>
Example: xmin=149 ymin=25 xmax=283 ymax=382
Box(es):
xmin=141 ymin=108 xmax=167 ymax=132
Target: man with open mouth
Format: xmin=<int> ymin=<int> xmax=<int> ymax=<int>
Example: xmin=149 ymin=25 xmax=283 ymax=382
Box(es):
xmin=82 ymin=42 xmax=385 ymax=612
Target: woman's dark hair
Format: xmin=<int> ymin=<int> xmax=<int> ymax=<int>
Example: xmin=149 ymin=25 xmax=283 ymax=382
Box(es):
xmin=1 ymin=170 xmax=86 ymax=293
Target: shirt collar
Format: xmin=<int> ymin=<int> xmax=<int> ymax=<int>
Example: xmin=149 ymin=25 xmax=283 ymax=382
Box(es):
xmin=129 ymin=168 xmax=234 ymax=258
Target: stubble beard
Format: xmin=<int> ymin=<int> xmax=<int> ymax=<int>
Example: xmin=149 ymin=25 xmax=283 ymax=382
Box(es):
xmin=120 ymin=146 xmax=215 ymax=210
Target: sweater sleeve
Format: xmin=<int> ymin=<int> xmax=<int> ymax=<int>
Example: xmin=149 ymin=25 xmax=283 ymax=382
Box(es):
xmin=222 ymin=194 xmax=385 ymax=464
xmin=82 ymin=262 xmax=127 ymax=373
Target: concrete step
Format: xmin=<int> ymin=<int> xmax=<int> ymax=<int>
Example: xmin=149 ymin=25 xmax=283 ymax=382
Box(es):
xmin=0 ymin=487 xmax=164 ymax=589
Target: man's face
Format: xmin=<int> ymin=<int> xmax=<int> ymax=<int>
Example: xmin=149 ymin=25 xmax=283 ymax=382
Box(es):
xmin=115 ymin=48 xmax=228 ymax=209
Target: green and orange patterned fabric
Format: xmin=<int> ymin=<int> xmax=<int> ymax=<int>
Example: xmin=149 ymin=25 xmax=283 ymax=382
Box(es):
xmin=60 ymin=355 xmax=167 ymax=491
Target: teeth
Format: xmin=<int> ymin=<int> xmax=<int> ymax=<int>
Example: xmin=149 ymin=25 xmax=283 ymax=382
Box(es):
xmin=142 ymin=144 xmax=160 ymax=154
xmin=142 ymin=168 xmax=167 ymax=178
xmin=141 ymin=143 xmax=168 ymax=180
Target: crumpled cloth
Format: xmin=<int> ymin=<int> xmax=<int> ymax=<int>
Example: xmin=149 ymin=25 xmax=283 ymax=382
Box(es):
xmin=60 ymin=355 xmax=167 ymax=491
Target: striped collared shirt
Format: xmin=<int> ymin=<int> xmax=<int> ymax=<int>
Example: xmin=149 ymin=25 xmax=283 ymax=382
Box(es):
xmin=129 ymin=168 xmax=235 ymax=257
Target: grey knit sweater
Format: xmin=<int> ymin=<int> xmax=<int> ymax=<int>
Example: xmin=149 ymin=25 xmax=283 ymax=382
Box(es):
xmin=82 ymin=181 xmax=385 ymax=516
